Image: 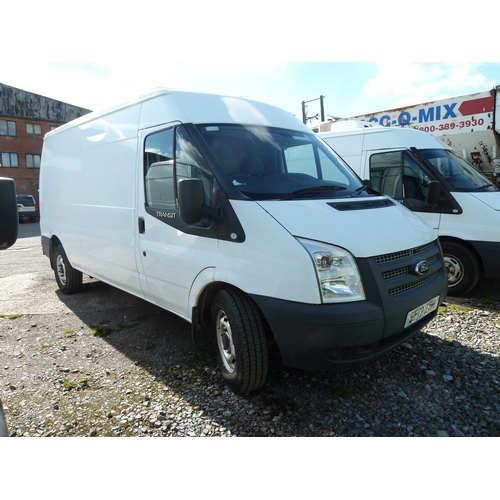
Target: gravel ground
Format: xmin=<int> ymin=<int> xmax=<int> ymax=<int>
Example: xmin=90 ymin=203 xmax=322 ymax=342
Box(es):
xmin=1 ymin=223 xmax=500 ymax=437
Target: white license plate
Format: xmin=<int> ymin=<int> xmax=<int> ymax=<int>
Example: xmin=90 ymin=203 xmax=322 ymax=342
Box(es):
xmin=404 ymin=295 xmax=440 ymax=328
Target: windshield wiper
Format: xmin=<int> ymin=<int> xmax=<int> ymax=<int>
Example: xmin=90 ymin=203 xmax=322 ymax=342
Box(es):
xmin=281 ymin=185 xmax=346 ymax=200
xmin=473 ymin=183 xmax=494 ymax=191
xmin=352 ymin=185 xmax=370 ymax=196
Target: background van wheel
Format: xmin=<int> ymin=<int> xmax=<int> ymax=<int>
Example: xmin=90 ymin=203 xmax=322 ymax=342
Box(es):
xmin=442 ymin=241 xmax=480 ymax=296
xmin=52 ymin=244 xmax=82 ymax=294
xmin=211 ymin=289 xmax=269 ymax=394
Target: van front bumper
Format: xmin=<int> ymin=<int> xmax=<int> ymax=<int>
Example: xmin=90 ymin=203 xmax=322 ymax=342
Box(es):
xmin=251 ymin=291 xmax=445 ymax=371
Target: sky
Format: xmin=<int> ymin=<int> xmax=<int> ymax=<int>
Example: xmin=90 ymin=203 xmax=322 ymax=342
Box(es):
xmin=2 ymin=1 xmax=498 ymax=126
xmin=1 ymin=62 xmax=498 ymax=126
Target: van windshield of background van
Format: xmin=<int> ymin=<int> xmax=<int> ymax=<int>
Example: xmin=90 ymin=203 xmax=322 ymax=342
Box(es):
xmin=418 ymin=148 xmax=497 ymax=192
xmin=197 ymin=124 xmax=365 ymax=200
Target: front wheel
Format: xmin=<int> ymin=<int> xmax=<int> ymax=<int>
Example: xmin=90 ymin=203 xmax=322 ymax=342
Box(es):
xmin=211 ymin=289 xmax=269 ymax=394
xmin=52 ymin=244 xmax=83 ymax=294
xmin=441 ymin=241 xmax=480 ymax=296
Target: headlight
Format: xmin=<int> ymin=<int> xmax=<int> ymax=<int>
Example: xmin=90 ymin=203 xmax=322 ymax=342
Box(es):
xmin=298 ymin=238 xmax=365 ymax=303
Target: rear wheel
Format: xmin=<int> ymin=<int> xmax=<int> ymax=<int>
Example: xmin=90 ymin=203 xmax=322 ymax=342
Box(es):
xmin=52 ymin=244 xmax=82 ymax=294
xmin=442 ymin=241 xmax=480 ymax=296
xmin=211 ymin=289 xmax=269 ymax=394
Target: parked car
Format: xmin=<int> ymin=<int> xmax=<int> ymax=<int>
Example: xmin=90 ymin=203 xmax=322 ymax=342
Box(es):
xmin=17 ymin=194 xmax=39 ymax=222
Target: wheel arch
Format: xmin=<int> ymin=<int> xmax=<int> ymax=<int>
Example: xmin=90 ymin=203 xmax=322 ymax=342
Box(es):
xmin=438 ymin=235 xmax=484 ymax=274
xmin=45 ymin=234 xmax=63 ymax=270
xmin=190 ymin=281 xmax=274 ymax=348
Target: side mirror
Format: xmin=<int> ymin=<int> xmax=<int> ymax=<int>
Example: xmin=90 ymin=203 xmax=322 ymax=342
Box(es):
xmin=426 ymin=180 xmax=441 ymax=206
xmin=0 ymin=177 xmax=19 ymax=250
xmin=178 ymin=178 xmax=206 ymax=225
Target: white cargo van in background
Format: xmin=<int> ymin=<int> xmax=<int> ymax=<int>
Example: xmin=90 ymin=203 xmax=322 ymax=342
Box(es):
xmin=319 ymin=122 xmax=500 ymax=296
xmin=40 ymin=90 xmax=447 ymax=393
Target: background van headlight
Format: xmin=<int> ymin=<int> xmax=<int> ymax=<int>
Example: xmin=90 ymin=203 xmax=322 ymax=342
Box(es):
xmin=298 ymin=238 xmax=365 ymax=303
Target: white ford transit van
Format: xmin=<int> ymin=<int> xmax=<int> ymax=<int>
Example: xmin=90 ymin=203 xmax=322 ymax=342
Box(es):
xmin=319 ymin=123 xmax=500 ymax=296
xmin=40 ymin=90 xmax=447 ymax=393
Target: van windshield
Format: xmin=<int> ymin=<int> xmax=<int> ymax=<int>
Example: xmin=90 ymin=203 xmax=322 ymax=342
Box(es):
xmin=196 ymin=124 xmax=365 ymax=200
xmin=417 ymin=148 xmax=497 ymax=192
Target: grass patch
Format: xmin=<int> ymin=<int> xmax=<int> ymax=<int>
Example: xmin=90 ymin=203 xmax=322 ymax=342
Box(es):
xmin=90 ymin=315 xmax=147 ymax=337
xmin=63 ymin=377 xmax=89 ymax=391
xmin=0 ymin=313 xmax=23 ymax=320
xmin=116 ymin=314 xmax=148 ymax=330
xmin=91 ymin=320 xmax=113 ymax=337
xmin=330 ymin=384 xmax=353 ymax=399
xmin=437 ymin=303 xmax=472 ymax=315
xmin=92 ymin=326 xmax=113 ymax=337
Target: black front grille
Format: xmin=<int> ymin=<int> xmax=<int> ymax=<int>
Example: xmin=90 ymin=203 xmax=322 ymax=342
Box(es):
xmin=374 ymin=240 xmax=443 ymax=298
xmin=375 ymin=242 xmax=435 ymax=264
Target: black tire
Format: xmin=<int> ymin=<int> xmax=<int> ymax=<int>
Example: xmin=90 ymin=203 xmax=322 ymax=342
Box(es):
xmin=441 ymin=241 xmax=480 ymax=296
xmin=211 ymin=289 xmax=269 ymax=394
xmin=52 ymin=244 xmax=83 ymax=294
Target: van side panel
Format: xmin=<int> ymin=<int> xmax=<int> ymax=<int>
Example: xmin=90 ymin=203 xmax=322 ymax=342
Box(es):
xmin=77 ymin=105 xmax=143 ymax=296
xmin=40 ymin=127 xmax=84 ymax=265
xmin=42 ymin=103 xmax=145 ymax=298
xmin=327 ymin=134 xmax=365 ymax=172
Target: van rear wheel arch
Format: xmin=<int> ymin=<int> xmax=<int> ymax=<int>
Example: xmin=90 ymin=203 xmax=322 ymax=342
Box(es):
xmin=52 ymin=243 xmax=83 ymax=294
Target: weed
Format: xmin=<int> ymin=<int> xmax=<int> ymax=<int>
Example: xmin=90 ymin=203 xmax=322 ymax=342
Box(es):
xmin=90 ymin=320 xmax=113 ymax=337
xmin=92 ymin=326 xmax=113 ymax=337
xmin=437 ymin=303 xmax=471 ymax=315
xmin=64 ymin=377 xmax=89 ymax=391
xmin=330 ymin=384 xmax=353 ymax=399
xmin=0 ymin=313 xmax=23 ymax=320
xmin=116 ymin=315 xmax=148 ymax=330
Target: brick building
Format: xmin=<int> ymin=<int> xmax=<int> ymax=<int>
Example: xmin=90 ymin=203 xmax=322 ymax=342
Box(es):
xmin=0 ymin=83 xmax=91 ymax=203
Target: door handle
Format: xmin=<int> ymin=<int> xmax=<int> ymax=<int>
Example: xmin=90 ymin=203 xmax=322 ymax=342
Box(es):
xmin=138 ymin=217 xmax=145 ymax=234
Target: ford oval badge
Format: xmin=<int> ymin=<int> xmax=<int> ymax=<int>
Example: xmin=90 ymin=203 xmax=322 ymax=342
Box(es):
xmin=415 ymin=260 xmax=431 ymax=276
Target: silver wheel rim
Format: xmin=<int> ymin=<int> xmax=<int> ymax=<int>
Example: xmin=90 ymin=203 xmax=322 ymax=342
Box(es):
xmin=56 ymin=254 xmax=67 ymax=286
xmin=444 ymin=255 xmax=463 ymax=286
xmin=215 ymin=309 xmax=236 ymax=374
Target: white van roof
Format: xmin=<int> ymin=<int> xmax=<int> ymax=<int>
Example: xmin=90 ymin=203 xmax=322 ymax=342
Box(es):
xmin=45 ymin=88 xmax=309 ymax=138
xmin=318 ymin=124 xmax=451 ymax=151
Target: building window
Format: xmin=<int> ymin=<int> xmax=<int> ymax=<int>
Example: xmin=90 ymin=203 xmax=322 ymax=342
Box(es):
xmin=26 ymin=154 xmax=41 ymax=169
xmin=0 ymin=120 xmax=16 ymax=136
xmin=26 ymin=123 xmax=42 ymax=135
xmin=0 ymin=152 xmax=19 ymax=167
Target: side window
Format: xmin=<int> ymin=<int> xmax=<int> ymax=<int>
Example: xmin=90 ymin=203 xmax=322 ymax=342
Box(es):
xmin=370 ymin=151 xmax=434 ymax=208
xmin=175 ymin=126 xmax=213 ymax=206
xmin=370 ymin=152 xmax=403 ymax=198
xmin=144 ymin=128 xmax=175 ymax=209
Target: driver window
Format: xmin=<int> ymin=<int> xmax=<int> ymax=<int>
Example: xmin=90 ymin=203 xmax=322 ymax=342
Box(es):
xmin=370 ymin=151 xmax=433 ymax=208
xmin=370 ymin=152 xmax=403 ymax=198
xmin=144 ymin=128 xmax=175 ymax=209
